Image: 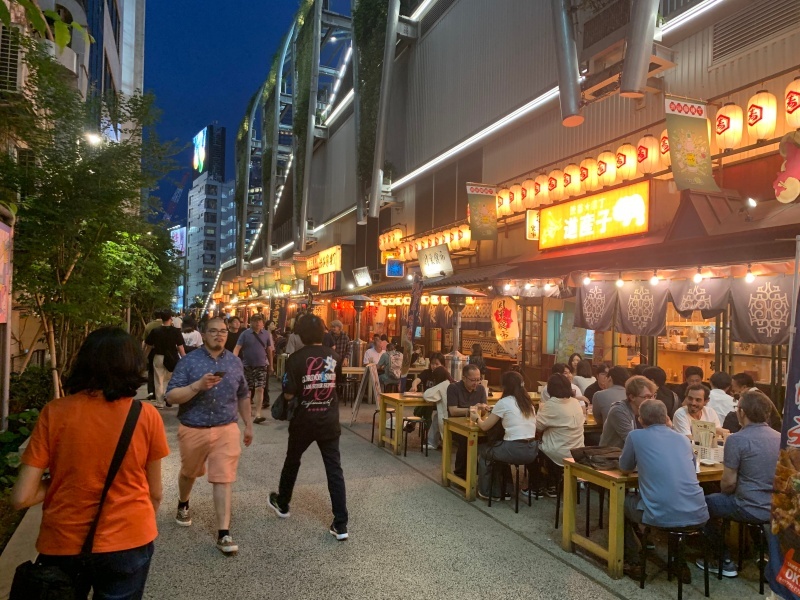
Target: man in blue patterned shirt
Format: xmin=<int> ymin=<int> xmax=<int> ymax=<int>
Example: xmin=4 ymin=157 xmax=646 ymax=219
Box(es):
xmin=166 ymin=316 xmax=251 ymax=555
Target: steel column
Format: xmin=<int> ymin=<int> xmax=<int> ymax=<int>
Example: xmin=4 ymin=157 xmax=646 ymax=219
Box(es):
xmin=351 ymin=0 xmax=366 ymax=225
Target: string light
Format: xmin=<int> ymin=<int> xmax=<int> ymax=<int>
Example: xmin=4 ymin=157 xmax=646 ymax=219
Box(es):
xmin=693 ymin=267 xmax=703 ymax=284
xmin=745 ymin=264 xmax=755 ymax=283
xmin=524 ymin=282 xmax=532 ymax=290
xmin=544 ymin=282 xmax=551 ymax=291
xmin=582 ymin=275 xmax=591 ymax=286
xmin=504 ymin=283 xmax=511 ymax=291
xmin=650 ymin=271 xmax=659 ymax=286
xmin=615 ymin=275 xmax=624 ymax=288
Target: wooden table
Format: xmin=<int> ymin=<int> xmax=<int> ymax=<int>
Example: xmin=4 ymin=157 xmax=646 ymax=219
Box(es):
xmin=441 ymin=417 xmax=486 ymax=501
xmin=584 ymin=413 xmax=602 ymax=434
xmin=342 ymin=366 xmax=366 ymax=376
xmin=377 ymin=393 xmax=432 ymax=455
xmin=561 ymin=458 xmax=724 ymax=579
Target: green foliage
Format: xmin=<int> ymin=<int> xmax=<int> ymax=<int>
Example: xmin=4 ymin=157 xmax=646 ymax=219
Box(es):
xmin=293 ymin=0 xmax=315 ymax=230
xmin=8 ymin=366 xmax=53 ymax=414
xmin=0 ymin=36 xmax=177 ymax=373
xmin=0 ymin=410 xmax=39 ymax=489
xmin=353 ymin=0 xmax=388 ymax=194
xmin=0 ymin=1 xmax=93 ymax=50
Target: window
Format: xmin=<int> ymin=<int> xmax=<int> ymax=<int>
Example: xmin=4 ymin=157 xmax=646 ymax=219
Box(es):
xmin=203 ymin=268 xmax=216 ymax=278
xmin=103 ymin=57 xmax=116 ymax=95
xmin=203 ymin=253 xmax=216 ymax=265
xmin=109 ymin=0 xmax=121 ymax=50
xmin=206 ymin=185 xmax=218 ymax=196
xmin=204 ymin=213 xmax=217 ymax=224
xmin=201 ymin=282 xmax=210 ymax=291
xmin=204 ymin=227 xmax=216 ymax=236
xmin=0 ymin=25 xmax=21 ymax=93
xmin=205 ymin=198 xmax=217 ymax=210
xmin=546 ymin=310 xmax=563 ymax=355
xmin=204 ymin=240 xmax=216 ymax=251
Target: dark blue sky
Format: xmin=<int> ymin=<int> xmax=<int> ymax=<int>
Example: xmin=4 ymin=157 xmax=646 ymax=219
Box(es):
xmin=144 ymin=2 xmax=298 ymax=220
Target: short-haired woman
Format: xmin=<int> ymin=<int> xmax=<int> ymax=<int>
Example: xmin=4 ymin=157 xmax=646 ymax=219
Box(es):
xmin=535 ymin=373 xmax=586 ymax=496
xmin=12 ymin=327 xmax=169 ymax=599
xmin=476 ymin=371 xmax=538 ymax=500
xmin=422 ymin=366 xmax=455 ymax=450
xmin=572 ymin=359 xmax=596 ymax=394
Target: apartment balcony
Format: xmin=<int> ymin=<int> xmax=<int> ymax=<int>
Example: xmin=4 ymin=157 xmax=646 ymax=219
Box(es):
xmin=44 ymin=40 xmax=78 ymax=78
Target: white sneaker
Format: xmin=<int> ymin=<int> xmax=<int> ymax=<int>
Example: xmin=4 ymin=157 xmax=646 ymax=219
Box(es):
xmin=216 ymin=534 xmax=238 ymax=555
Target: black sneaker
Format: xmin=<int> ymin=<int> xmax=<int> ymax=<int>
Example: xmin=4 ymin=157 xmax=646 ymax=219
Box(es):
xmin=268 ymin=492 xmax=290 ymax=518
xmin=696 ymin=557 xmax=737 ymax=577
xmin=329 ymin=523 xmax=349 ymax=541
xmin=175 ymin=505 xmax=191 ymax=526
xmin=262 ymin=399 xmax=270 ymax=408
xmin=545 ymin=486 xmax=558 ymax=498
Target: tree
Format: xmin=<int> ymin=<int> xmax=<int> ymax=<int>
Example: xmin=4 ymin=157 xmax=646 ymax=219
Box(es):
xmin=0 ymin=36 xmax=177 ymax=396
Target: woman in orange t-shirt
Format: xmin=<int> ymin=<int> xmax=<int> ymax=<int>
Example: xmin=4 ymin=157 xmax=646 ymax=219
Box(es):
xmin=12 ymin=327 xmax=169 ymax=600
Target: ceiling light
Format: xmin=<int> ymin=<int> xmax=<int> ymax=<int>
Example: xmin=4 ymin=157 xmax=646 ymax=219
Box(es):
xmin=746 ymin=197 xmax=758 ymax=208
xmin=407 ymin=274 xmax=413 ymax=281
xmin=582 ymin=276 xmax=591 ymax=286
xmin=745 ymin=265 xmax=755 ymax=283
xmin=524 ymin=282 xmax=532 ymax=290
xmin=504 ymin=283 xmax=511 ymax=291
xmin=616 ymin=277 xmax=624 ymax=288
xmin=693 ymin=268 xmax=703 ymax=284
xmin=544 ymin=282 xmax=551 ymax=291
xmin=650 ymin=272 xmax=659 ymax=286
xmin=348 ymin=283 xmax=354 ymax=289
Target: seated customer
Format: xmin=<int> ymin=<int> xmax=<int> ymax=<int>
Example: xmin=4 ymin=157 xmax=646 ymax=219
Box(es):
xmin=410 ymin=352 xmax=445 ymax=391
xmin=619 ymin=399 xmax=709 ymax=579
xmin=675 ymin=366 xmax=704 ymax=403
xmin=422 ymin=366 xmax=454 ymax=450
xmin=572 ymin=359 xmax=596 ymax=394
xmin=541 ymin=363 xmax=587 ymax=405
xmin=536 ymin=374 xmax=585 ymax=497
xmin=643 ymin=366 xmax=682 ymax=419
xmin=723 ymin=373 xmax=782 ymax=433
xmin=697 ymin=390 xmax=781 ymax=577
xmin=476 ymin=371 xmax=538 ymax=500
xmin=599 ymin=375 xmax=655 ymax=449
xmin=592 ymin=366 xmax=629 ymax=427
xmin=447 ymin=364 xmax=487 ymax=479
xmin=672 ymin=384 xmax=726 ymax=438
xmin=363 ymin=334 xmax=385 ymax=365
xmin=708 ymin=371 xmax=736 ymax=425
xmin=583 ymin=363 xmax=610 ymax=403
xmin=731 ymin=372 xmax=756 ymax=400
xmin=377 ymin=343 xmax=401 ymax=390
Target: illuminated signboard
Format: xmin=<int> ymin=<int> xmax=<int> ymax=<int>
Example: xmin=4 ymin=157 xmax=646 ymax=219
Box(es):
xmin=192 ymin=127 xmax=207 ymax=175
xmin=525 ymin=210 xmax=539 ymax=241
xmin=417 ymin=243 xmax=454 ymax=278
xmin=537 ymin=181 xmax=650 ymax=250
xmin=315 ymin=245 xmax=341 ymax=275
xmin=385 ymin=259 xmax=405 ymax=278
xmin=170 ymin=226 xmax=186 ymax=256
xmin=353 ymin=267 xmax=372 ymax=287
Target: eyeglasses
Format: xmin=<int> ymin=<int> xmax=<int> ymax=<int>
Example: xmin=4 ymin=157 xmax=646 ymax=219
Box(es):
xmin=465 ymin=377 xmax=482 ymax=383
xmin=207 ymin=329 xmax=228 ymax=335
xmin=635 ymin=394 xmax=654 ymax=400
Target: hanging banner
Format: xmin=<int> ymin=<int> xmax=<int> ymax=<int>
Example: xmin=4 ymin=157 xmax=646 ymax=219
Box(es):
xmin=0 ymin=223 xmax=10 ymax=324
xmin=525 ymin=209 xmax=540 ymax=241
xmin=669 ymin=278 xmax=731 ymax=319
xmin=466 ymin=183 xmax=498 ymax=241
xmin=665 ymin=98 xmax=720 ymax=192
xmin=615 ymin=281 xmax=669 ymax=337
xmin=730 ymin=275 xmax=792 ymax=345
xmin=769 ymin=277 xmax=800 ymax=600
xmin=574 ymin=280 xmax=617 ymax=331
xmin=271 ymin=296 xmax=287 ymax=331
xmin=491 ymin=296 xmax=519 ymax=357
xmin=406 ymin=273 xmax=424 ymax=343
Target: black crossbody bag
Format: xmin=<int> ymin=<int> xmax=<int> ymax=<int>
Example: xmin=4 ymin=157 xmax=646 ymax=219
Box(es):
xmin=10 ymin=400 xmax=143 ymax=600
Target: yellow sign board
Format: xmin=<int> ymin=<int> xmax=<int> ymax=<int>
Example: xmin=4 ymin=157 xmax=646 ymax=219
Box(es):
xmin=537 ymin=181 xmax=650 ymax=250
xmin=525 ymin=209 xmax=539 ymax=241
xmin=317 ymin=245 xmax=342 ymax=275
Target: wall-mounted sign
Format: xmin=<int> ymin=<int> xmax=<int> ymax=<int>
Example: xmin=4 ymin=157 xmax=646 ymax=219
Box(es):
xmin=385 ymin=259 xmax=405 ymax=278
xmin=353 ymin=267 xmax=372 ymax=287
xmin=417 ymin=243 xmax=454 ymax=278
xmin=538 ymin=181 xmax=650 ymax=250
xmin=380 ymin=250 xmax=398 ymax=265
xmin=525 ymin=209 xmax=540 ymax=241
xmin=307 ymin=245 xmax=342 ymax=275
xmin=466 ymin=182 xmax=498 ymax=241
xmin=278 ymin=261 xmax=295 ymax=284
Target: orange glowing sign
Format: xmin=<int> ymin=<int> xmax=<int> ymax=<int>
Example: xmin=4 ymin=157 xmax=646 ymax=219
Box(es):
xmin=537 ymin=181 xmax=650 ymax=250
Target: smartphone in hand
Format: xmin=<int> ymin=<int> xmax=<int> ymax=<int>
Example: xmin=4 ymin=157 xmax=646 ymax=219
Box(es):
xmin=214 ymin=371 xmax=226 ymax=378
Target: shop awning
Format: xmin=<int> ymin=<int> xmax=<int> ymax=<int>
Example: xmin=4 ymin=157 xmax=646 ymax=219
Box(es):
xmin=433 ymin=264 xmax=516 ymax=287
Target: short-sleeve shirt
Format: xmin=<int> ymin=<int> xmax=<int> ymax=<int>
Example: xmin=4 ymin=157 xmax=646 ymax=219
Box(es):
xmin=723 ymin=422 xmax=781 ymax=522
xmin=283 ymin=344 xmax=341 ymax=437
xmin=591 ymin=385 xmax=627 ymax=426
xmin=599 ymin=400 xmax=640 ymax=448
xmin=145 ymin=325 xmax=184 ymax=366
xmin=224 ymin=329 xmax=242 ymax=352
xmin=446 ymin=380 xmax=487 ymax=411
xmin=235 ymin=328 xmax=272 ymax=368
xmin=672 ymin=405 xmax=720 ymax=437
xmin=619 ymin=425 xmax=709 ymax=527
xmin=491 ymin=395 xmax=536 ymax=440
xmin=167 ymin=347 xmax=249 ymax=427
xmin=22 ymin=393 xmax=169 ymax=555
xmin=417 ymin=368 xmax=437 ymax=391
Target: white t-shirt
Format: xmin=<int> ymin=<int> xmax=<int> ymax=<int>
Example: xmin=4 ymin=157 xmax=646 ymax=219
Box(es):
xmin=541 ymin=383 xmax=582 ymax=402
xmin=708 ymin=388 xmax=736 ymax=424
xmin=573 ymin=375 xmax=596 ymax=394
xmin=182 ymin=330 xmax=202 ymax=348
xmin=491 ymin=395 xmax=537 ymax=441
xmin=672 ymin=405 xmax=721 ymax=436
xmin=363 ymin=348 xmax=384 ymax=365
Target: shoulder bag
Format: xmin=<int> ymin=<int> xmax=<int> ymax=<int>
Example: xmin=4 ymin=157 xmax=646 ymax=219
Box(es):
xmin=10 ymin=400 xmax=143 ymax=600
xmin=271 ymin=392 xmax=298 ymax=421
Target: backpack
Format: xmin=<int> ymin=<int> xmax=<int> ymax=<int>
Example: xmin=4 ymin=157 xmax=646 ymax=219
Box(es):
xmin=388 ymin=351 xmax=403 ymax=380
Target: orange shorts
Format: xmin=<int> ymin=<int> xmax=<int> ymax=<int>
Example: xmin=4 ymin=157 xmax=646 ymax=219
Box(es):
xmin=178 ymin=423 xmax=242 ymax=484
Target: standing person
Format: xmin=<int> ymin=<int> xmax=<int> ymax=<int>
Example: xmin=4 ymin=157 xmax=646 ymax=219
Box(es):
xmin=142 ymin=310 xmax=163 ymax=401
xmin=323 ymin=319 xmax=350 ymax=399
xmin=165 ymin=317 xmax=252 ymax=555
xmin=572 ymin=359 xmax=596 ymax=394
xmin=618 ymin=399 xmax=709 ymax=581
xmin=696 ymin=390 xmax=781 ymax=577
xmin=469 ymin=343 xmax=487 ymax=379
xmin=591 ymin=366 xmax=629 ymax=426
xmin=11 ymin=328 xmax=169 ymax=599
xmin=599 ymin=375 xmax=656 ymax=449
xmin=224 ymin=316 xmax=242 ymax=352
xmin=583 ymin=363 xmax=610 ymax=402
xmin=144 ymin=309 xmax=185 ymax=409
xmin=285 ymin=326 xmax=304 ymax=354
xmin=447 ymin=364 xmax=488 ymax=479
xmin=234 ymin=314 xmax=274 ymax=424
xmin=181 ymin=317 xmax=203 ymax=352
xmin=268 ymin=315 xmax=349 ymax=541
xmin=476 ymin=371 xmax=538 ymax=500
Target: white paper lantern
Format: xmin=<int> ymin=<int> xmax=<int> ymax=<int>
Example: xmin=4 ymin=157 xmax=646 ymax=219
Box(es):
xmin=564 ymin=163 xmax=582 ymax=197
xmin=786 ymin=77 xmax=800 ymax=130
xmin=548 ymin=169 xmax=565 ymax=201
xmin=659 ymin=129 xmax=671 ymax=167
xmin=509 ymin=184 xmax=524 ymax=213
xmin=747 ymin=90 xmax=777 ymax=142
xmin=496 ymin=188 xmax=510 ymax=217
xmin=597 ymin=150 xmax=617 ymax=187
xmin=616 ymin=143 xmax=637 ymax=181
xmin=534 ymin=174 xmax=549 ymax=205
xmin=458 ymin=224 xmax=471 ymax=249
xmin=636 ymin=135 xmax=660 ymax=174
xmin=715 ymin=102 xmax=743 ymax=151
xmin=579 ymin=157 xmax=599 ymax=192
xmin=521 ymin=179 xmax=536 ymax=209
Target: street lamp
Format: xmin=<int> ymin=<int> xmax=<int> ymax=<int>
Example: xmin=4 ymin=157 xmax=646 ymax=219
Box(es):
xmin=85 ymin=133 xmax=102 ymax=145
xmin=340 ymin=294 xmax=375 ymax=367
xmin=437 ymin=286 xmax=487 ymax=380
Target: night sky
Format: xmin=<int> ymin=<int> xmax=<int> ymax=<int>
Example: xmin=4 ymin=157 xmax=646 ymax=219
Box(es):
xmin=144 ymin=2 xmax=298 ymax=221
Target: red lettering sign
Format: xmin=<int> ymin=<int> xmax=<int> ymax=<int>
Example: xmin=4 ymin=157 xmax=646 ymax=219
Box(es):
xmin=748 ymin=104 xmax=763 ymax=126
xmin=715 ymin=114 xmax=730 ymax=135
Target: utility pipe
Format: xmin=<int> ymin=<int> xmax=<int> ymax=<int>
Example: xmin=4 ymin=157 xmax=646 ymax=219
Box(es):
xmin=550 ymin=0 xmax=583 ymax=127
xmin=620 ymin=0 xmax=659 ymax=98
xmin=351 ymin=0 xmax=366 ymax=225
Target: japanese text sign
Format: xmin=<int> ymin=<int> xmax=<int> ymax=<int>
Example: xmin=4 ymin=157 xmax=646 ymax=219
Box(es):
xmin=308 ymin=245 xmax=341 ymax=275
xmin=538 ymin=181 xmax=650 ymax=250
xmin=417 ymin=243 xmax=454 ymax=278
xmin=491 ymin=297 xmax=520 ymax=357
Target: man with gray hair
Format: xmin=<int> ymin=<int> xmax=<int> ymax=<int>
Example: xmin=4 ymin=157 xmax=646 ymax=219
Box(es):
xmin=599 ymin=375 xmax=656 ymax=449
xmin=323 ymin=319 xmax=351 ymax=366
xmin=619 ymin=399 xmax=709 ymax=580
xmin=447 ymin=364 xmax=488 ymax=480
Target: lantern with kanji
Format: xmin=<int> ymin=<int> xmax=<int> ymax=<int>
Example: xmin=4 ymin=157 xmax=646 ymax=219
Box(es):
xmin=786 ymin=77 xmax=800 ymax=130
xmin=747 ymin=90 xmax=777 ymax=142
xmin=715 ymin=102 xmax=743 ymax=151
xmin=496 ymin=188 xmax=511 ymax=217
xmin=579 ymin=157 xmax=599 ymax=192
xmin=563 ymin=163 xmax=582 ymax=197
xmin=548 ymin=169 xmax=565 ymax=201
xmin=509 ymin=183 xmax=524 ymax=213
xmin=521 ymin=178 xmax=536 ymax=209
xmin=616 ymin=143 xmax=637 ymax=181
xmin=656 ymin=130 xmax=670 ymax=168
xmin=597 ymin=150 xmax=617 ymax=187
xmin=636 ymin=135 xmax=660 ymax=174
xmin=534 ymin=173 xmax=549 ymax=205
xmin=458 ymin=224 xmax=471 ymax=249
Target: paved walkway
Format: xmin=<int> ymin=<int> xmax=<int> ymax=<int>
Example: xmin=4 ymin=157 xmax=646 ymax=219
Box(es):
xmin=144 ymin=379 xmax=766 ymax=599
